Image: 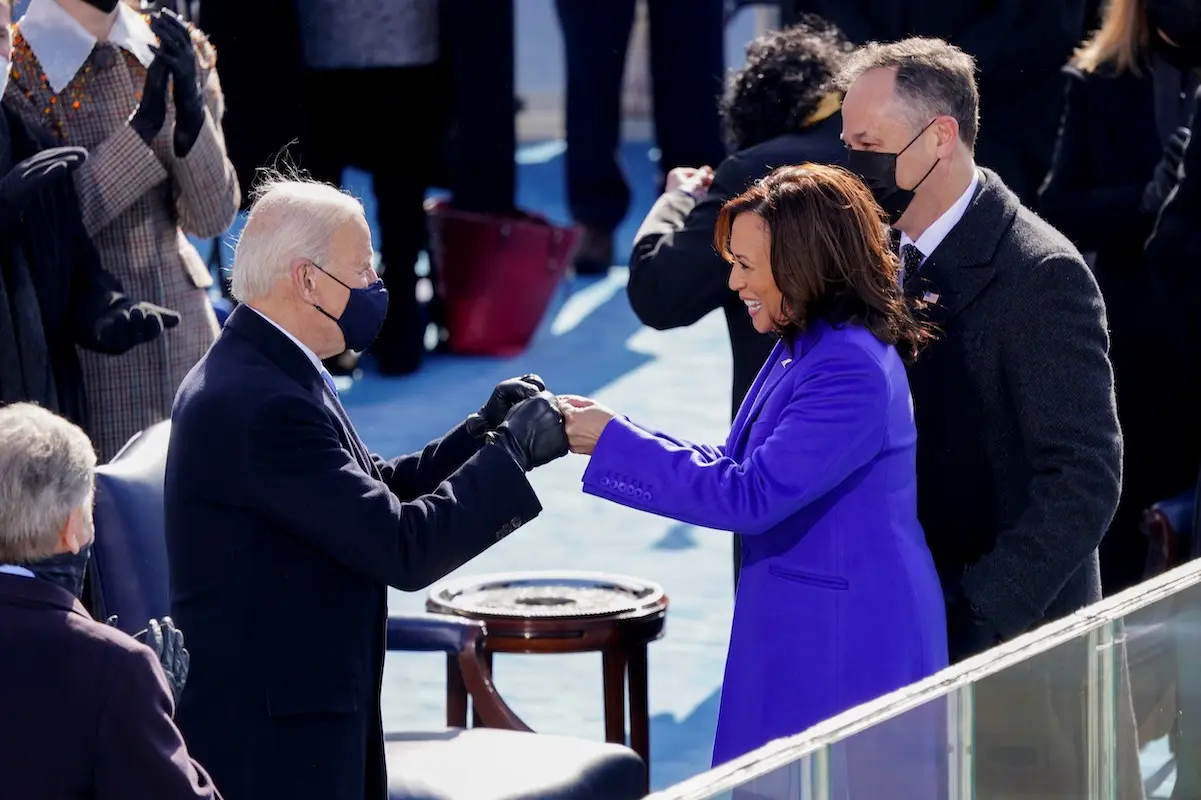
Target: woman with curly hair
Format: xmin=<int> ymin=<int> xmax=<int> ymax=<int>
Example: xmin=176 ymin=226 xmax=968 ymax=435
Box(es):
xmin=564 ymin=164 xmax=947 ymax=773
xmin=627 ymin=14 xmax=851 ymax=586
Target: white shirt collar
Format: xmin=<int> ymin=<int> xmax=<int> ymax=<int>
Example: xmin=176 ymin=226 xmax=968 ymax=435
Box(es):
xmin=0 ymin=564 xmax=36 ymax=578
xmin=899 ymin=170 xmax=980 ymax=266
xmin=247 ymin=306 xmax=336 ymax=391
xmin=19 ymin=0 xmax=157 ymax=95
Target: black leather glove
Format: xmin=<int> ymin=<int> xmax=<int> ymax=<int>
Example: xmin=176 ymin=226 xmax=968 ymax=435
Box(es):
xmin=1143 ymin=126 xmax=1192 ymax=214
xmin=106 ymin=616 xmax=190 ymax=707
xmin=946 ymin=597 xmax=1002 ymax=664
xmin=149 ymin=10 xmax=204 ymax=158
xmin=130 ymin=58 xmax=171 ymax=146
xmin=91 ymin=299 xmax=181 ymax=354
xmin=482 ymin=374 xmax=546 ymax=428
xmin=0 ymin=146 xmax=87 ymax=235
xmin=487 ymin=391 xmax=569 ymax=472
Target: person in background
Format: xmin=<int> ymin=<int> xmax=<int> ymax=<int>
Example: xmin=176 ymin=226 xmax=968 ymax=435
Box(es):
xmin=7 ymin=0 xmax=239 ymax=461
xmin=626 ymin=15 xmax=851 ymax=589
xmin=554 ymin=0 xmax=727 ymax=274
xmin=561 ymin=164 xmax=946 ymax=774
xmin=296 ymin=0 xmax=449 ymax=377
xmin=0 ymin=0 xmax=178 ymax=430
xmin=788 ymin=0 xmax=1091 ymax=205
xmin=0 ymin=402 xmax=219 ymax=800
xmin=1040 ymin=0 xmax=1201 ymax=595
xmin=166 ymin=177 xmax=569 ymax=800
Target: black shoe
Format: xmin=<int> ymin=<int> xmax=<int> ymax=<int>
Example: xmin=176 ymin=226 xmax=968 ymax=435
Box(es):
xmin=572 ymin=226 xmax=613 ymax=275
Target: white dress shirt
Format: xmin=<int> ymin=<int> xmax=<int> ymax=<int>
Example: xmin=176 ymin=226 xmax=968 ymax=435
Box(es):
xmin=19 ymin=0 xmax=157 ymax=94
xmin=0 ymin=565 xmax=36 ymax=578
xmin=899 ymin=170 xmax=981 ymax=269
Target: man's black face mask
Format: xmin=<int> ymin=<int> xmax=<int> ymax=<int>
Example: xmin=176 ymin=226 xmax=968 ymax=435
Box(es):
xmin=81 ymin=0 xmax=122 ymax=13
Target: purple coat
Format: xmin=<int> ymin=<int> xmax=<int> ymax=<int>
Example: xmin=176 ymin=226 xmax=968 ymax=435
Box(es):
xmin=583 ymin=321 xmax=948 ymax=768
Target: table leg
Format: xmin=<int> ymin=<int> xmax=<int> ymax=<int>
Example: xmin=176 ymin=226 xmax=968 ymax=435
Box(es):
xmin=446 ymin=654 xmax=468 ymax=728
xmin=602 ymin=649 xmax=628 ymax=745
xmin=627 ymin=644 xmax=650 ymax=783
xmin=472 ymin=650 xmax=495 ymax=728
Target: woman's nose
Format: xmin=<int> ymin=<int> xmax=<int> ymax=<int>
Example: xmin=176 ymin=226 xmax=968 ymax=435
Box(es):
xmin=727 ymin=267 xmax=743 ymax=292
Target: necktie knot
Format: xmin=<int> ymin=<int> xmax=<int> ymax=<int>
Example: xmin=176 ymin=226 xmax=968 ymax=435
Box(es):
xmin=899 ymin=243 xmax=924 ymax=282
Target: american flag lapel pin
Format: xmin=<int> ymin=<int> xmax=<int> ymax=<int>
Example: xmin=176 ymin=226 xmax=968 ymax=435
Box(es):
xmin=922 ymin=291 xmax=940 ymax=304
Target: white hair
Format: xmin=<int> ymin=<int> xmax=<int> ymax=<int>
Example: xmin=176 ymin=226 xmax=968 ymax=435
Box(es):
xmin=229 ymin=175 xmax=365 ymax=304
xmin=0 ymin=404 xmax=97 ymax=564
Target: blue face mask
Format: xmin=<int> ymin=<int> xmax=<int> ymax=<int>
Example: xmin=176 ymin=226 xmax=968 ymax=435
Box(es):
xmin=26 ymin=543 xmax=93 ymax=599
xmin=311 ymin=263 xmax=390 ymax=352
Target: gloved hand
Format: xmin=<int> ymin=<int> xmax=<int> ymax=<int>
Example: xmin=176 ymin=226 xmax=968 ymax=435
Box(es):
xmin=149 ymin=10 xmax=204 ymax=158
xmin=130 ymin=58 xmax=171 ymax=146
xmin=482 ymin=374 xmax=546 ymax=428
xmin=91 ymin=299 xmax=181 ymax=354
xmin=106 ymin=616 xmax=191 ymax=707
xmin=487 ymin=391 xmax=569 ymax=472
xmin=1142 ymin=126 xmax=1192 ymax=214
xmin=0 ymin=146 xmax=87 ymax=235
xmin=946 ymin=597 xmax=1002 ymax=664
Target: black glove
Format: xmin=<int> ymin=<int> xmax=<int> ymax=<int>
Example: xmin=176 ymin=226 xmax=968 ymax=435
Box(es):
xmin=0 ymin=146 xmax=87 ymax=234
xmin=946 ymin=597 xmax=1002 ymax=664
xmin=149 ymin=10 xmax=204 ymax=158
xmin=1142 ymin=126 xmax=1192 ymax=214
xmin=482 ymin=374 xmax=546 ymax=428
xmin=106 ymin=616 xmax=191 ymax=707
xmin=487 ymin=391 xmax=569 ymax=472
xmin=130 ymin=58 xmax=171 ymax=146
xmin=91 ymin=299 xmax=181 ymax=354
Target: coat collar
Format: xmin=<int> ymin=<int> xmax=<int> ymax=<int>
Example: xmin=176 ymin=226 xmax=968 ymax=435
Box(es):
xmin=903 ymin=167 xmax=1016 ymax=326
xmin=18 ymin=0 xmax=157 ymax=95
xmin=727 ymin=321 xmax=828 ymax=453
xmin=223 ymin=304 xmax=325 ymax=397
xmin=0 ymin=572 xmax=90 ymax=618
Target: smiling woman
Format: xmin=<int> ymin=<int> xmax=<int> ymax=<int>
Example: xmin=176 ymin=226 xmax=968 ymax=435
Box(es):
xmin=560 ymin=163 xmax=947 ymax=783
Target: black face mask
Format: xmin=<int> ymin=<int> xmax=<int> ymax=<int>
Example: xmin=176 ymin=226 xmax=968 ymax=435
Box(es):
xmin=846 ymin=119 xmax=940 ymax=225
xmin=1148 ymin=0 xmax=1201 ymax=68
xmin=25 ymin=544 xmax=93 ymax=599
xmin=81 ymin=0 xmax=122 ymax=11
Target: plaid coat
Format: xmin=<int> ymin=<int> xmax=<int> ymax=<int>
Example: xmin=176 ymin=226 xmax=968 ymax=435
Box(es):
xmin=6 ymin=21 xmax=239 ymax=460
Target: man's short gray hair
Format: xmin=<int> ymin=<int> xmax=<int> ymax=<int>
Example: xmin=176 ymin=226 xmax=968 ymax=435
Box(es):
xmin=0 ymin=404 xmax=96 ymax=564
xmin=229 ymin=173 xmax=366 ymax=303
xmin=838 ymin=37 xmax=980 ymax=149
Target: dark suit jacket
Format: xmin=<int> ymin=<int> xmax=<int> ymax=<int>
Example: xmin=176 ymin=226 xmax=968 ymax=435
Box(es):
xmin=627 ymin=119 xmax=846 ymax=418
xmin=0 ymin=103 xmax=128 ymax=428
xmin=164 ymin=306 xmax=543 ymax=800
xmin=905 ymin=168 xmax=1121 ymax=654
xmin=0 ymin=573 xmax=220 ymax=799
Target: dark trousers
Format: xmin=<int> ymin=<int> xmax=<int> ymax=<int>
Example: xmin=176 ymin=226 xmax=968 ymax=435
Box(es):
xmin=553 ymin=0 xmax=727 ymax=230
xmin=301 ymin=64 xmax=450 ymax=374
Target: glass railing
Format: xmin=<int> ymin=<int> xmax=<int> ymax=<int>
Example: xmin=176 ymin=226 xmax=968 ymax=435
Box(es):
xmin=650 ymin=560 xmax=1201 ymax=800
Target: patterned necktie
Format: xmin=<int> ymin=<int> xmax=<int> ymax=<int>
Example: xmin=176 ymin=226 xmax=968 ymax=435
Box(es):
xmin=320 ymin=370 xmax=338 ymax=398
xmin=899 ymin=243 xmax=924 ymax=284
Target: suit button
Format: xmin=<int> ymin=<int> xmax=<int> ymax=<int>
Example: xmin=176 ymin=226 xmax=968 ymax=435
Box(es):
xmin=601 ymin=477 xmax=611 ymax=487
xmin=645 ymin=492 xmax=653 ymax=501
xmin=617 ymin=482 xmax=626 ymax=491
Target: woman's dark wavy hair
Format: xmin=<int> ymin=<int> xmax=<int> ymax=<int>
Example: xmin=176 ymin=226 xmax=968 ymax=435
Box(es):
xmin=714 ymin=164 xmax=936 ymax=362
xmin=719 ymin=14 xmax=853 ymax=151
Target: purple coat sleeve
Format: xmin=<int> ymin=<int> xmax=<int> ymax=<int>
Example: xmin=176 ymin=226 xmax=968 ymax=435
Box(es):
xmin=582 ymin=346 xmax=889 ymax=534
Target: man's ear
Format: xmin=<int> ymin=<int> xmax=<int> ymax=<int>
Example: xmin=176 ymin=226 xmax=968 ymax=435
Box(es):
xmin=291 ymin=259 xmax=316 ymax=299
xmin=935 ymin=116 xmax=961 ymax=154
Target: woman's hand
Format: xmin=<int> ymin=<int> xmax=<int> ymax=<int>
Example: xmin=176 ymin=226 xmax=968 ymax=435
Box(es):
xmin=664 ymin=166 xmax=713 ymax=199
xmin=558 ymin=395 xmax=616 ymax=455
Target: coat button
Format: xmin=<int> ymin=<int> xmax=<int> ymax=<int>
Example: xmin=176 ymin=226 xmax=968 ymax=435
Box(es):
xmin=617 ymin=482 xmax=626 ymax=491
xmin=601 ymin=477 xmax=611 ymax=487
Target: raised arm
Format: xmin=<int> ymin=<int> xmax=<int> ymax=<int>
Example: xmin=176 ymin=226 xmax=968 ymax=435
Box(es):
xmin=580 ymin=346 xmax=889 ymax=534
xmin=247 ymin=393 xmax=541 ymax=591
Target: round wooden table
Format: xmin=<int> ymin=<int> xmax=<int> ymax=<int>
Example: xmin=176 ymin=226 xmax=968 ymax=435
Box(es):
xmin=426 ymin=571 xmax=668 ymax=780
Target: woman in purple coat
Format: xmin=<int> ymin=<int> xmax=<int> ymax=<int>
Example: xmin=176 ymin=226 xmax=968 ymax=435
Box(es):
xmin=561 ymin=164 xmax=949 ymax=770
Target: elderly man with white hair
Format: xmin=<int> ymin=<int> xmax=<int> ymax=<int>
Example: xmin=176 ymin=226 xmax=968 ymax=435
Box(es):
xmin=0 ymin=402 xmax=220 ymax=799
xmin=164 ymin=176 xmax=569 ymax=800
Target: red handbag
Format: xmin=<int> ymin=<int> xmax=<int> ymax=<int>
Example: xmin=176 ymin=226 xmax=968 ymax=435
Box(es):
xmin=426 ymin=198 xmax=578 ymax=357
